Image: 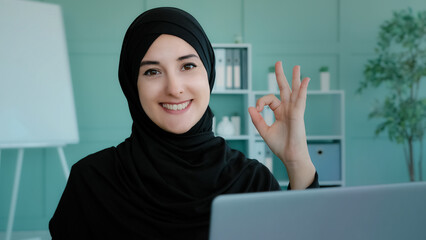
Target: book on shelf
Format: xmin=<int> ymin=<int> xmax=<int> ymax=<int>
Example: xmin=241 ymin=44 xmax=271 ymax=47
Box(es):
xmin=232 ymin=49 xmax=241 ymax=89
xmin=225 ymin=49 xmax=233 ymax=89
xmin=213 ymin=47 xmax=247 ymax=91
xmin=213 ymin=48 xmax=225 ymax=91
xmin=240 ymin=48 xmax=248 ymax=90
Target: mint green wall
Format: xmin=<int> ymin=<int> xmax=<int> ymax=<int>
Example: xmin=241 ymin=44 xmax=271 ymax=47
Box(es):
xmin=1 ymin=0 xmax=425 ymax=231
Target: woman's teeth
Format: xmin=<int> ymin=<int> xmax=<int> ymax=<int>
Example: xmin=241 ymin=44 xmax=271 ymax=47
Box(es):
xmin=162 ymin=101 xmax=190 ymax=111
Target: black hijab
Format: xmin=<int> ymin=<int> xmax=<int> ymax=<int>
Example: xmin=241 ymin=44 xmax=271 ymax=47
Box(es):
xmin=49 ymin=7 xmax=280 ymax=240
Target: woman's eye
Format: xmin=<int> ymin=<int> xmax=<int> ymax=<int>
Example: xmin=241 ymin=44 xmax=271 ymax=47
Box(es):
xmin=182 ymin=63 xmax=197 ymax=71
xmin=144 ymin=69 xmax=160 ymax=76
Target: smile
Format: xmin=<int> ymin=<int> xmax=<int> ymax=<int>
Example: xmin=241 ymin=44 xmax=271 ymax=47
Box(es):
xmin=161 ymin=100 xmax=191 ymax=111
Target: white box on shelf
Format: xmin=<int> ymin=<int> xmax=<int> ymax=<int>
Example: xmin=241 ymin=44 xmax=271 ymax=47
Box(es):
xmin=308 ymin=142 xmax=341 ymax=181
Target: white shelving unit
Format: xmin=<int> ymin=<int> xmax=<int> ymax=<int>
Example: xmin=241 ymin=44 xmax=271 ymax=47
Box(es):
xmin=210 ymin=44 xmax=252 ymax=154
xmin=211 ymin=43 xmax=345 ymax=188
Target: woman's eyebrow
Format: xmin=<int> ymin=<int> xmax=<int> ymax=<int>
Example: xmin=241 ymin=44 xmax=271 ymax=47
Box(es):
xmin=140 ymin=54 xmax=198 ymax=67
xmin=177 ymin=54 xmax=199 ymax=61
xmin=140 ymin=60 xmax=159 ymax=67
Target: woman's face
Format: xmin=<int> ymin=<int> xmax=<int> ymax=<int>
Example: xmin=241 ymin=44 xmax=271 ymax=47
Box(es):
xmin=137 ymin=34 xmax=210 ymax=134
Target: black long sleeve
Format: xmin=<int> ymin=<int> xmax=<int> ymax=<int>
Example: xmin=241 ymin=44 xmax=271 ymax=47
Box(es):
xmin=287 ymin=171 xmax=320 ymax=190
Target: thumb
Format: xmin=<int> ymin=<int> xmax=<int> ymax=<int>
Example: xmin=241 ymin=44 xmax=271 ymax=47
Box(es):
xmin=248 ymin=107 xmax=269 ymax=138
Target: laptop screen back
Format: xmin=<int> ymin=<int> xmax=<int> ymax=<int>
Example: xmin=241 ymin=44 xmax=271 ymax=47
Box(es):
xmin=209 ymin=182 xmax=426 ymax=240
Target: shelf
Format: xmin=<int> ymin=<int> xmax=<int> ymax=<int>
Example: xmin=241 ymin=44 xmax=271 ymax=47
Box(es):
xmin=217 ymin=135 xmax=250 ymax=141
xmin=307 ymin=135 xmax=343 ymax=141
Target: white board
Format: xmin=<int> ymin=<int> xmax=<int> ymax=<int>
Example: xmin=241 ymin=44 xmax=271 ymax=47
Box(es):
xmin=0 ymin=0 xmax=79 ymax=148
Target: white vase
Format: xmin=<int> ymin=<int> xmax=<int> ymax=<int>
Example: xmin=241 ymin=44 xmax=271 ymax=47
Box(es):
xmin=231 ymin=116 xmax=241 ymax=136
xmin=217 ymin=116 xmax=235 ymax=136
xmin=320 ymin=72 xmax=330 ymax=91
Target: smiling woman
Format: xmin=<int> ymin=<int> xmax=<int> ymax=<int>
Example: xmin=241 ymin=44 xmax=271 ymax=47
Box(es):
xmin=137 ymin=34 xmax=210 ymax=134
xmin=49 ymin=6 xmax=318 ymax=240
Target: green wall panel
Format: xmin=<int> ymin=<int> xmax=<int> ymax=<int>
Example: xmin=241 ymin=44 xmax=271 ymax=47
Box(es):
xmin=244 ymin=0 xmax=339 ymax=45
xmin=41 ymin=0 xmax=143 ymax=52
xmin=346 ymin=138 xmax=410 ymax=186
xmin=146 ymin=0 xmax=243 ymax=43
xmin=341 ymin=0 xmax=426 ymax=47
xmin=69 ymin=54 xmax=131 ymax=128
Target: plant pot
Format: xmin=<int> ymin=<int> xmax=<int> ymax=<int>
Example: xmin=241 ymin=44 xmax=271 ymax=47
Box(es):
xmin=320 ymin=72 xmax=330 ymax=91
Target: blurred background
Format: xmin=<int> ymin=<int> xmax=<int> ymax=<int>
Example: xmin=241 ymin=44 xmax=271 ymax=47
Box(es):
xmin=1 ymin=0 xmax=425 ymax=237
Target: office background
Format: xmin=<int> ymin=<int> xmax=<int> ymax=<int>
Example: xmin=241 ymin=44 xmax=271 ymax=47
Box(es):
xmin=1 ymin=0 xmax=425 ymax=232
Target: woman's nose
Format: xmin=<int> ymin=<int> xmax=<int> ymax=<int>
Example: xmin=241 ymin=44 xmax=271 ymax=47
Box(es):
xmin=165 ymin=73 xmax=184 ymax=96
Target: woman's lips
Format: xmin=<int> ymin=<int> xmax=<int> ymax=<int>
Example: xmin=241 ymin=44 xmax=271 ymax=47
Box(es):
xmin=161 ymin=100 xmax=192 ymax=113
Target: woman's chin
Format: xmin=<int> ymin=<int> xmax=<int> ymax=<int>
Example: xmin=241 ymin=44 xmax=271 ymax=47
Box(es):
xmin=161 ymin=124 xmax=192 ymax=134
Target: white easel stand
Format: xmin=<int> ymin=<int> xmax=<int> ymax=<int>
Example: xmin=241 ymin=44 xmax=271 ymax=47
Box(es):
xmin=3 ymin=146 xmax=69 ymax=240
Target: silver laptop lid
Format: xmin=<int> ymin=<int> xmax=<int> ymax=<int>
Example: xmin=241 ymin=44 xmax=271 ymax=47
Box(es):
xmin=209 ymin=182 xmax=426 ymax=240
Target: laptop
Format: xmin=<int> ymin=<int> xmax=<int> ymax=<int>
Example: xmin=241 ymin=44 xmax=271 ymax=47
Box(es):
xmin=209 ymin=182 xmax=426 ymax=240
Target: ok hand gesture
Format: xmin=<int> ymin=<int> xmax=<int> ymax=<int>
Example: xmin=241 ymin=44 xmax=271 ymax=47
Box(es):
xmin=248 ymin=61 xmax=316 ymax=189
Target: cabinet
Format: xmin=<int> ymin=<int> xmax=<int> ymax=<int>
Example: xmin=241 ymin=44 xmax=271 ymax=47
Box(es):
xmin=211 ymin=43 xmax=345 ymax=187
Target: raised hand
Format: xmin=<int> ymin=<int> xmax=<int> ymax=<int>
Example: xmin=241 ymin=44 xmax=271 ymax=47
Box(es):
xmin=248 ymin=61 xmax=316 ymax=189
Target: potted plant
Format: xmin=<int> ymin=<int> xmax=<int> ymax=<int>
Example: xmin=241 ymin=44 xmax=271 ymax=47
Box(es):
xmin=357 ymin=8 xmax=426 ymax=181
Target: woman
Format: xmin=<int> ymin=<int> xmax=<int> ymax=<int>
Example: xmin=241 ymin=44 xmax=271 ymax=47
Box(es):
xmin=49 ymin=7 xmax=318 ymax=239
